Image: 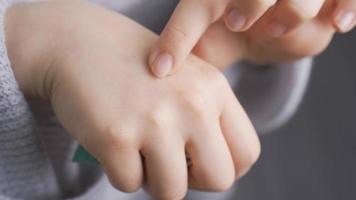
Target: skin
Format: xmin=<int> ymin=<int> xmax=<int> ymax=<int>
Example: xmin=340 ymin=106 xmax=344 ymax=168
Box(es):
xmin=193 ymin=0 xmax=336 ymax=69
xmin=149 ymin=0 xmax=356 ymax=77
xmin=5 ymin=0 xmax=260 ymax=199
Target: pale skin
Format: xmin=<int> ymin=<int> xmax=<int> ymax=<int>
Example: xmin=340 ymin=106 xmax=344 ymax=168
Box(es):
xmin=149 ymin=0 xmax=356 ymax=77
xmin=5 ymin=1 xmax=260 ymax=199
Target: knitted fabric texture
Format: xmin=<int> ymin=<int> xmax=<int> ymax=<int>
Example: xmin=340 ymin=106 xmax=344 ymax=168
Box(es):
xmin=0 ymin=0 xmax=59 ymax=199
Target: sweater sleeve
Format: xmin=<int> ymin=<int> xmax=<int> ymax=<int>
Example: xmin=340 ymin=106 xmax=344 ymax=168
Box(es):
xmin=0 ymin=1 xmax=60 ymax=199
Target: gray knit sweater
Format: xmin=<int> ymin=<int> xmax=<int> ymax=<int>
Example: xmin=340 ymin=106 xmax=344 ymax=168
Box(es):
xmin=0 ymin=0 xmax=313 ymax=199
xmin=0 ymin=0 xmax=60 ymax=199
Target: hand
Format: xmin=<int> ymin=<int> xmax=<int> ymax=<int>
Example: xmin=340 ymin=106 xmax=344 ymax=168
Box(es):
xmin=6 ymin=1 xmax=260 ymax=199
xmin=148 ymin=0 xmax=356 ymax=76
xmin=193 ymin=0 xmax=348 ymax=69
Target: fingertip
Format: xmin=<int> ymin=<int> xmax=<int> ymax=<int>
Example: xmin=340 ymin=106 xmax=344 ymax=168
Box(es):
xmin=334 ymin=10 xmax=355 ymax=33
xmin=225 ymin=9 xmax=247 ymax=32
xmin=150 ymin=52 xmax=173 ymax=78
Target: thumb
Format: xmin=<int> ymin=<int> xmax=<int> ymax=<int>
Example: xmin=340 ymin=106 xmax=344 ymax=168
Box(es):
xmin=149 ymin=0 xmax=229 ymax=78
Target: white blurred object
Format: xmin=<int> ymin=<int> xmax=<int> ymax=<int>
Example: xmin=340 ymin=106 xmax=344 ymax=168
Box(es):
xmin=228 ymin=59 xmax=313 ymax=134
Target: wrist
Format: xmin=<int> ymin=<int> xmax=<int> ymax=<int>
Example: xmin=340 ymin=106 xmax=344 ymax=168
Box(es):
xmin=5 ymin=2 xmax=57 ymax=98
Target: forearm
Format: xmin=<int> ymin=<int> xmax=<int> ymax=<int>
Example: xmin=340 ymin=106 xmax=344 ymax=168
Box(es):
xmin=5 ymin=1 xmax=57 ymax=98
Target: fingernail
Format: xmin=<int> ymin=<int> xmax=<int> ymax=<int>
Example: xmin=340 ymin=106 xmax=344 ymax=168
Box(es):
xmin=227 ymin=9 xmax=246 ymax=31
xmin=152 ymin=53 xmax=173 ymax=78
xmin=268 ymin=21 xmax=287 ymax=37
xmin=335 ymin=11 xmax=355 ymax=32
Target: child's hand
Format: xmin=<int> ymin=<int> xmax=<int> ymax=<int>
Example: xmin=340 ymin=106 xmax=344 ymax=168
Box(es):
xmin=193 ymin=0 xmax=338 ymax=68
xmin=6 ymin=1 xmax=260 ymax=199
xmin=149 ymin=0 xmax=355 ymax=76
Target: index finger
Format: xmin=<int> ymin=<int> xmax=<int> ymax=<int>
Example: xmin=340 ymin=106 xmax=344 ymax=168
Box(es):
xmin=148 ymin=0 xmax=229 ymax=77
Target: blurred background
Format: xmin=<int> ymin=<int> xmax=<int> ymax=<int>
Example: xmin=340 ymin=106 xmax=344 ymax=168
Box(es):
xmin=234 ymin=30 xmax=356 ymax=200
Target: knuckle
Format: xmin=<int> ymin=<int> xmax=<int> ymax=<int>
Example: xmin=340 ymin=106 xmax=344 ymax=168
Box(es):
xmin=104 ymin=124 xmax=136 ymax=149
xmin=146 ymin=106 xmax=171 ymax=129
xmin=182 ymin=90 xmax=210 ymax=119
xmin=186 ymin=67 xmax=230 ymax=113
xmin=187 ymin=94 xmax=206 ymax=115
xmin=147 ymin=112 xmax=164 ymax=128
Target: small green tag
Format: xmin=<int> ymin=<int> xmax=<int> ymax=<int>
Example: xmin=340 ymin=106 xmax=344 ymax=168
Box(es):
xmin=72 ymin=145 xmax=99 ymax=164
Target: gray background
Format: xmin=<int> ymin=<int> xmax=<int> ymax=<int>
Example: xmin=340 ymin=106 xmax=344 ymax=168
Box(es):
xmin=235 ymin=30 xmax=356 ymax=200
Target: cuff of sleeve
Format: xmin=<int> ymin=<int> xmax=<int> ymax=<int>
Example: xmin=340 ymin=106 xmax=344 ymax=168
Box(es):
xmin=0 ymin=0 xmax=31 ymax=120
